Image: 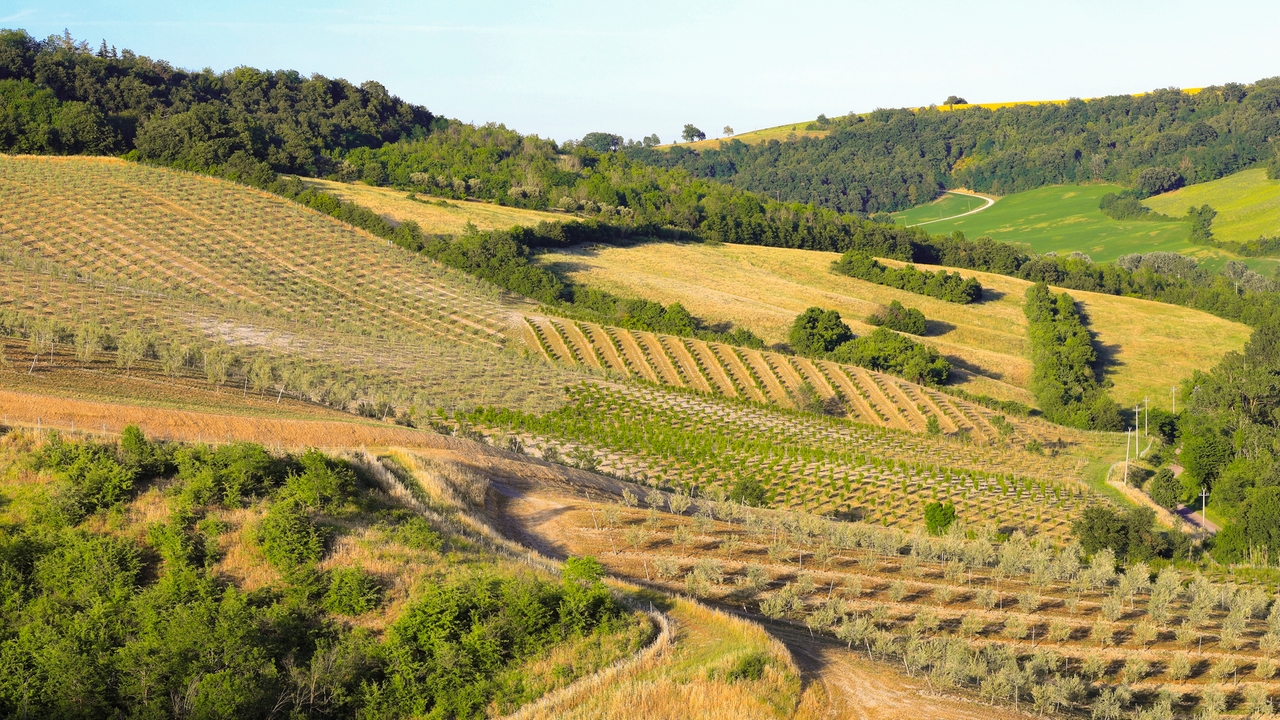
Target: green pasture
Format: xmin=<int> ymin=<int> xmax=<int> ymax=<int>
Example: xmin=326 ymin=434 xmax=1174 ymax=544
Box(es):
xmin=1144 ymin=168 xmax=1280 ymax=243
xmin=903 ymin=183 xmax=1279 ymax=274
xmin=892 ymin=192 xmax=990 ymax=226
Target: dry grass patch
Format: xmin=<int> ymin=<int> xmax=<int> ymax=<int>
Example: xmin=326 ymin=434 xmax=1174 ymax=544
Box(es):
xmin=511 ymin=597 xmax=802 ymax=720
xmin=301 ymin=177 xmax=565 ymax=235
xmin=536 ymin=242 xmax=1249 ymax=408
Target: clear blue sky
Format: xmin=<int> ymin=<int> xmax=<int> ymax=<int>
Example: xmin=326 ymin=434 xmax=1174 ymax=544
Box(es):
xmin=6 ymin=0 xmax=1279 ymax=143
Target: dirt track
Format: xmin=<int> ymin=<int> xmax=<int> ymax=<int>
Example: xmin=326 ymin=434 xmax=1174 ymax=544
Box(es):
xmin=482 ymin=473 xmax=1034 ymax=720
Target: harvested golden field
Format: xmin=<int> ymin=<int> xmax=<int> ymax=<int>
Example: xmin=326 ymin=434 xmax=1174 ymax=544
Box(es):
xmin=301 ymin=177 xmax=565 ymax=234
xmin=536 ymin=242 xmax=1249 ymax=409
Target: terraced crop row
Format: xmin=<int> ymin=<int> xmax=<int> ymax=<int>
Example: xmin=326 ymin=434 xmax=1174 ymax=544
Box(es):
xmin=469 ymin=383 xmax=1092 ymax=540
xmin=523 ymin=316 xmax=1094 ymax=453
xmin=0 ymin=251 xmax=578 ymax=414
xmin=0 ymin=156 xmax=517 ymax=350
xmin=551 ymin=495 xmax=1280 ymax=719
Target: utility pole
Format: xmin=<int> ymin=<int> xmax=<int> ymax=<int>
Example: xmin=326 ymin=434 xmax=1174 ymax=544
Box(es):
xmin=1134 ymin=405 xmax=1140 ymax=455
xmin=1172 ymin=386 xmax=1177 ymax=414
xmin=1124 ymin=427 xmax=1130 ymax=486
xmin=1144 ymin=397 xmax=1149 ymax=437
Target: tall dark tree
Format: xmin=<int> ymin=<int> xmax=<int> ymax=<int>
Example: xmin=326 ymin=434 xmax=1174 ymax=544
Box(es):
xmin=681 ymin=123 xmax=706 ymax=142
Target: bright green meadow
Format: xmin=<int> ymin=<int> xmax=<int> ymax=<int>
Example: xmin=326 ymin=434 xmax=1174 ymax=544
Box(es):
xmin=1143 ymin=168 xmax=1280 ymax=243
xmin=893 ymin=191 xmax=991 ymax=226
xmin=899 ymin=182 xmax=1278 ymax=273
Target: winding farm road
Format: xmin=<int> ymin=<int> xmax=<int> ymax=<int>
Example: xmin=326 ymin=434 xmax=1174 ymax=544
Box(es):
xmin=906 ymin=190 xmax=995 ymax=227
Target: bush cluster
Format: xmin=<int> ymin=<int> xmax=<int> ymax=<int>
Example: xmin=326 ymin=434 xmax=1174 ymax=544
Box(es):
xmin=831 ymin=250 xmax=982 ymax=303
xmin=788 ymin=307 xmax=950 ymax=386
xmin=866 ymin=300 xmax=926 ymax=335
xmin=1023 ymin=284 xmax=1122 ymax=431
xmin=2 ymin=428 xmax=627 ymax=718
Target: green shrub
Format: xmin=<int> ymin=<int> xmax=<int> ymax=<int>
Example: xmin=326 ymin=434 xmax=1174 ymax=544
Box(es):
xmin=725 ymin=651 xmax=768 ymax=682
xmin=394 ymin=516 xmax=444 ymax=551
xmin=1148 ymin=468 xmax=1180 ymax=509
xmin=866 ymin=300 xmax=926 ymax=335
xmin=284 ymin=449 xmax=356 ymax=509
xmin=788 ymin=307 xmax=853 ymax=356
xmin=324 ymin=567 xmax=383 ymax=616
xmin=730 ymin=476 xmax=768 ymax=507
xmin=258 ymin=499 xmax=324 ymax=574
xmin=175 ymin=441 xmax=284 ymax=505
xmin=831 ymin=328 xmax=950 ymax=385
xmin=35 ymin=433 xmax=138 ymax=517
xmin=924 ymin=501 xmax=956 ymax=536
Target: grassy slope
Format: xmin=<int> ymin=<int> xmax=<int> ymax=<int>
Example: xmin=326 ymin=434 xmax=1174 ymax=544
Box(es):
xmin=301 ymin=177 xmax=566 ymax=234
xmin=895 ymin=184 xmax=1194 ymax=260
xmin=892 ymin=191 xmax=993 ymax=226
xmin=898 ymin=174 xmax=1279 ymax=273
xmin=534 ymin=242 xmax=1249 ymax=409
xmin=1143 ymin=167 xmax=1280 ymax=243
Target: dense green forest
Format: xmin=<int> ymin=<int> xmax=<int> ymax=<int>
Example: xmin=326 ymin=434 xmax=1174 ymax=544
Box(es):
xmin=627 ymin=82 xmax=1280 ymax=213
xmin=1175 ymin=325 xmax=1280 ymax=564
xmin=0 ymin=428 xmax=637 ymax=718
xmin=1023 ymin=284 xmax=1122 ymax=431
xmin=0 ymin=30 xmax=435 ymax=175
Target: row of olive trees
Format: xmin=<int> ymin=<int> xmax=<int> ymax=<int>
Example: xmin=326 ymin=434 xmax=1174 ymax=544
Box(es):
xmin=0 ymin=307 xmax=422 ymax=415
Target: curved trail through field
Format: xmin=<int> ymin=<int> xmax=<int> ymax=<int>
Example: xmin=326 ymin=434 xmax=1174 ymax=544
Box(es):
xmin=907 ymin=189 xmax=995 ymax=227
xmin=483 ymin=473 xmax=1035 ymax=720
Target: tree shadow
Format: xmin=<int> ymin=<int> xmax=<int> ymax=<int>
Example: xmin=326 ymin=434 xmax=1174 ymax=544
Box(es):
xmin=923 ymin=319 xmax=956 ymax=337
xmin=1075 ymin=301 xmax=1124 ymax=381
xmin=976 ymin=287 xmax=1007 ymax=303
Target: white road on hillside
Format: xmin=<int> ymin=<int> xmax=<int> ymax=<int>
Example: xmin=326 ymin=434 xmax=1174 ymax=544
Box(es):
xmin=906 ymin=189 xmax=996 ymax=226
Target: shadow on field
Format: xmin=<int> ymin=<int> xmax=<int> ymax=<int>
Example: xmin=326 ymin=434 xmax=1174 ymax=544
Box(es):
xmin=944 ymin=354 xmax=1002 ymax=382
xmin=977 ymin=287 xmax=1007 ymax=303
xmin=924 ymin=319 xmax=956 ymax=336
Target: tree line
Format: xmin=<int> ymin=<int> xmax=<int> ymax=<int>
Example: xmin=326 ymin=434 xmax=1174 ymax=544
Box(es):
xmin=831 ymin=250 xmax=983 ymax=303
xmin=1023 ymin=284 xmax=1122 ymax=431
xmin=624 ymin=81 xmax=1280 ymax=214
xmin=0 ymin=29 xmax=435 ymax=175
xmin=1170 ymin=324 xmax=1280 ymax=564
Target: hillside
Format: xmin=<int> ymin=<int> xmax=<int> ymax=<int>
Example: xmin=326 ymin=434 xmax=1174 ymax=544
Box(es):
xmin=301 ymin=177 xmax=567 ymax=234
xmin=534 ymin=241 xmax=1249 ymax=410
xmin=893 ymin=190 xmax=994 ymax=227
xmin=0 ymin=155 xmax=585 ymax=415
xmin=894 ymin=174 xmax=1280 ymax=273
xmin=630 ymin=82 xmax=1280 ymax=215
xmin=892 ymin=185 xmax=1195 ymax=262
xmin=1144 ymin=167 xmax=1280 ymax=243
xmin=673 ymin=88 xmax=1208 ymax=151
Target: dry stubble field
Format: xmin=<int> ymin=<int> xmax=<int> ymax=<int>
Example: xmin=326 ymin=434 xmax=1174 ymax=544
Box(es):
xmin=535 ymin=241 xmax=1250 ymax=410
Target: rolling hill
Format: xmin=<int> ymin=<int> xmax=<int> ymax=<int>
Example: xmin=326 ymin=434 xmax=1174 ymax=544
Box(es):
xmin=1144 ymin=167 xmax=1280 ymax=243
xmin=301 ymin=177 xmax=568 ymax=234
xmin=670 ymin=88 xmax=1207 ymax=152
xmin=0 ymin=155 xmax=584 ymax=416
xmin=892 ymin=171 xmax=1280 ymax=273
xmin=533 ymin=241 xmax=1249 ymax=411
